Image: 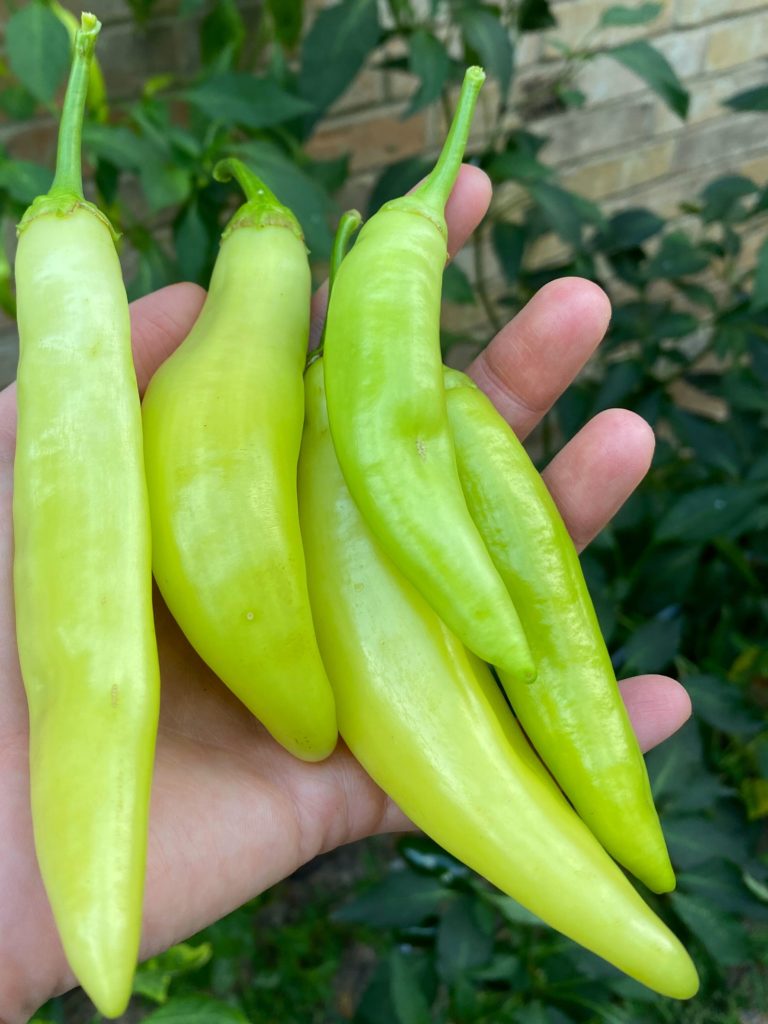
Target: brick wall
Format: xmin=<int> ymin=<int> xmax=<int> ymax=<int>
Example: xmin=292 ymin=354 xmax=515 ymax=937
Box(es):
xmin=1 ymin=0 xmax=767 ymax=379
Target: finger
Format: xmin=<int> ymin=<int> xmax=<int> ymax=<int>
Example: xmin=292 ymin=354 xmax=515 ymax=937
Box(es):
xmin=541 ymin=408 xmax=655 ymax=552
xmin=467 ymin=277 xmax=611 ymax=439
xmin=130 ymin=283 xmax=206 ymax=394
xmin=309 ymin=164 xmax=493 ymax=349
xmin=619 ymin=675 xmax=693 ymax=752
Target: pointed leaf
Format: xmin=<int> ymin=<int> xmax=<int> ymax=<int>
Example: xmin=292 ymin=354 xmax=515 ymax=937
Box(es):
xmin=725 ymin=84 xmax=768 ymax=112
xmin=6 ymin=3 xmax=70 ymax=104
xmin=607 ymin=40 xmax=689 ymax=118
xmin=458 ymin=8 xmax=514 ymax=97
xmin=405 ymin=30 xmax=451 ymax=117
xmin=599 ymin=3 xmax=662 ymax=28
xmin=182 ymin=72 xmax=312 ymax=128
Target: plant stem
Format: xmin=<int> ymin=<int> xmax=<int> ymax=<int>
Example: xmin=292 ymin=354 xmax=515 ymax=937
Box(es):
xmin=50 ymin=13 xmax=101 ymax=199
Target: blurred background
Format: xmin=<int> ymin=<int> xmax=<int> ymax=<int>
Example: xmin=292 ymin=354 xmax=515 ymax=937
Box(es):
xmin=2 ymin=0 xmax=767 ymax=1020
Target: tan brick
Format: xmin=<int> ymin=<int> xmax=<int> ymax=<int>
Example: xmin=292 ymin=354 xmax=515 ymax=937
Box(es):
xmin=563 ymin=156 xmax=624 ymax=199
xmin=672 ymin=113 xmax=765 ymax=174
xmin=706 ymin=12 xmax=768 ymax=71
xmin=307 ymin=107 xmax=430 ymax=173
xmin=329 ymin=68 xmax=386 ymax=116
xmin=1 ymin=118 xmax=57 ymax=165
xmin=620 ymin=138 xmax=675 ymax=188
xmin=739 ymin=152 xmax=768 ymax=182
xmin=674 ymin=0 xmax=767 ymax=27
xmin=536 ymin=99 xmax=655 ymax=164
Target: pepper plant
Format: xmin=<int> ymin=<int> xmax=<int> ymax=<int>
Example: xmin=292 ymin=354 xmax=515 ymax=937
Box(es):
xmin=2 ymin=0 xmax=766 ymax=1020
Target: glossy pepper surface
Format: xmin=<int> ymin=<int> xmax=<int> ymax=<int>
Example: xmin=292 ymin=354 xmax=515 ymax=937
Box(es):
xmin=298 ymin=357 xmax=698 ymax=999
xmin=443 ymin=366 xmax=675 ymax=894
xmin=322 ymin=67 xmax=534 ymax=682
xmin=13 ymin=15 xmax=159 ymax=1017
xmin=141 ymin=158 xmax=337 ymax=761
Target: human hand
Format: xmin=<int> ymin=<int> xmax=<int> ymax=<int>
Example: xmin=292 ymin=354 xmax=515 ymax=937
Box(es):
xmin=0 ymin=166 xmax=691 ymax=1022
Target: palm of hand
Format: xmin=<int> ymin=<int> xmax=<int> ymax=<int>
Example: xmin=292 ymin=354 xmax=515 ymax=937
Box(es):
xmin=0 ymin=169 xmax=691 ymax=1021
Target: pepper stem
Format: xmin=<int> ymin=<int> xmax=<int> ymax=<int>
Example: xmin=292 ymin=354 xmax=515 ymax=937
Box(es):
xmin=414 ymin=66 xmax=485 ymax=213
xmin=49 ymin=13 xmax=101 ymax=200
xmin=213 ymin=157 xmax=303 ymax=240
xmin=310 ymin=209 xmax=362 ymax=366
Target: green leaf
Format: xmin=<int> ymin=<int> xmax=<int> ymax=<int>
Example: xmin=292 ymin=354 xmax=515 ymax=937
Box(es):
xmin=492 ymin=221 xmax=526 ymax=284
xmin=685 ymin=674 xmax=763 ymax=736
xmin=133 ymin=942 xmax=213 ymax=1003
xmin=607 ymin=41 xmax=689 ymax=119
xmin=436 ymin=895 xmax=494 ymax=983
xmin=617 ymin=615 xmax=681 ymax=674
xmin=751 ymin=236 xmax=768 ymax=311
xmin=267 ymin=0 xmax=304 ymax=48
xmin=333 ymin=870 xmax=448 ymax=928
xmin=699 ymin=174 xmax=757 ymax=223
xmin=389 ymin=949 xmax=432 ymax=1024
xmin=458 ymin=7 xmax=514 ymax=97
xmin=139 ymin=160 xmax=192 ymax=213
xmin=368 ymin=156 xmax=432 ymax=216
xmin=670 ymin=891 xmax=751 ymax=965
xmin=298 ymin=0 xmax=379 ymax=123
xmin=442 ymin=262 xmax=475 ymax=304
xmin=0 ymin=159 xmax=51 ymax=204
xmin=665 ymin=815 xmax=748 ymax=869
xmin=174 ymin=200 xmax=215 ymax=285
xmin=487 ymin=150 xmax=551 ymax=184
xmin=529 ymin=181 xmax=602 ymax=247
xmin=406 ymin=30 xmax=451 ymax=117
xmin=182 ymin=73 xmax=312 ymax=129
xmin=645 ymin=231 xmax=710 ymax=278
xmin=484 ymin=892 xmax=543 ymax=927
xmin=655 ymin=483 xmax=768 ymax=543
xmin=5 ymin=2 xmax=70 ymax=104
xmin=399 ymin=836 xmax=473 ymax=885
xmin=599 ymin=3 xmax=662 ymax=28
xmin=724 ymin=84 xmax=768 ymax=112
xmin=679 ymin=861 xmax=768 ymax=918
xmin=0 ymin=83 xmax=38 ymax=119
xmin=518 ymin=0 xmax=556 ymax=32
xmin=596 ymin=208 xmax=664 ymax=252
xmin=232 ymin=139 xmax=334 ymax=257
xmin=83 ymin=122 xmax=152 ymax=170
xmin=126 ymin=231 xmax=174 ymax=302
xmin=200 ymin=0 xmax=246 ymax=68
xmin=143 ymin=997 xmax=250 ymax=1022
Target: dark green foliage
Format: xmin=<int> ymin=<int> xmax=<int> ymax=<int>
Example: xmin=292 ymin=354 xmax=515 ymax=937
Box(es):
xmin=7 ymin=0 xmax=767 ymax=1020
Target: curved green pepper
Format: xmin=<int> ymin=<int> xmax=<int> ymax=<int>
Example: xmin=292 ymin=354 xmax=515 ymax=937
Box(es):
xmin=141 ymin=159 xmax=337 ymax=761
xmin=322 ymin=67 xmax=534 ymax=683
xmin=298 ymin=357 xmax=698 ymax=998
xmin=443 ymin=366 xmax=675 ymax=894
xmin=13 ymin=16 xmax=159 ymax=1016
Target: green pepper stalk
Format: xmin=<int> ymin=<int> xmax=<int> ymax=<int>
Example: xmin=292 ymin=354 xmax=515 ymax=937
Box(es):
xmin=141 ymin=157 xmax=337 ymax=762
xmin=443 ymin=367 xmax=676 ymax=894
xmin=322 ymin=67 xmax=535 ymax=682
xmin=13 ymin=14 xmax=159 ymax=1016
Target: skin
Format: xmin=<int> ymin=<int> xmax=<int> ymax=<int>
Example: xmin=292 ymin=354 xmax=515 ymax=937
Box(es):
xmin=0 ymin=167 xmax=691 ymax=1022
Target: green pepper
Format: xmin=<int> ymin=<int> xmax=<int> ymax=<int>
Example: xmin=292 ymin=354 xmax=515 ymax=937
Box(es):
xmin=443 ymin=366 xmax=675 ymax=894
xmin=141 ymin=158 xmax=337 ymax=761
xmin=12 ymin=16 xmax=159 ymax=1017
xmin=322 ymin=67 xmax=534 ymax=683
xmin=298 ymin=355 xmax=698 ymax=999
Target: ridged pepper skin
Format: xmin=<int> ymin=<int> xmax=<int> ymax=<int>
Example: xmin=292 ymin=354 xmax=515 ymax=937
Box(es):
xmin=298 ymin=359 xmax=698 ymax=999
xmin=13 ymin=17 xmax=159 ymax=1018
xmin=141 ymin=160 xmax=337 ymax=762
xmin=443 ymin=367 xmax=675 ymax=895
xmin=323 ymin=68 xmax=534 ymax=683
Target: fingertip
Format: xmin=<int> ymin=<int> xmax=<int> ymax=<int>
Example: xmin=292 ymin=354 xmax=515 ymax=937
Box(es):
xmin=619 ymin=675 xmax=693 ymax=752
xmin=445 ymin=164 xmax=492 ymax=258
xmin=130 ymin=282 xmax=207 ymax=393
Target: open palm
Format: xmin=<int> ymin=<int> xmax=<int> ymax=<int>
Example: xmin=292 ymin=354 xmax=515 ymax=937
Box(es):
xmin=0 ymin=167 xmax=691 ymax=1022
